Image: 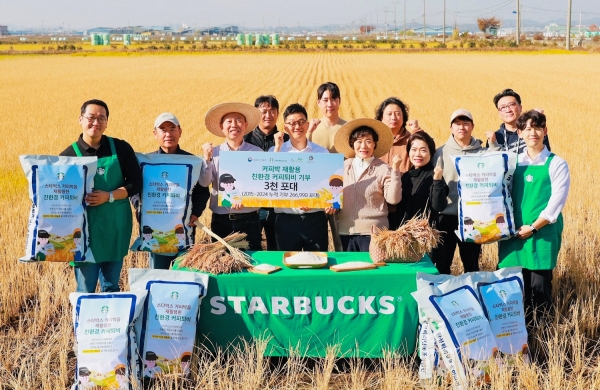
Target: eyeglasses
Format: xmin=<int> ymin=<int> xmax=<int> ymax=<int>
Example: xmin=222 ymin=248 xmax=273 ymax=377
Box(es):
xmin=284 ymin=120 xmax=307 ymax=128
xmin=497 ymin=102 xmax=519 ymax=112
xmin=82 ymin=115 xmax=107 ymax=124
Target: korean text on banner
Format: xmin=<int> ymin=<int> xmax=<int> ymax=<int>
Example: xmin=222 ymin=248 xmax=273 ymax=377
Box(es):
xmin=217 ymin=151 xmax=344 ymax=209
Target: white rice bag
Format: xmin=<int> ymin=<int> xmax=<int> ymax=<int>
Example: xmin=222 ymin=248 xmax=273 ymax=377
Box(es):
xmin=70 ymin=290 xmax=147 ymax=390
xmin=412 ymin=273 xmax=498 ymax=389
xmin=453 ymin=151 xmax=517 ymax=244
xmin=131 ymin=153 xmax=203 ymax=255
xmin=129 ymin=268 xmax=209 ymax=380
xmin=415 ymin=273 xmax=455 ymax=381
xmin=20 ymin=155 xmax=97 ymax=263
xmin=473 ymin=267 xmax=529 ymax=360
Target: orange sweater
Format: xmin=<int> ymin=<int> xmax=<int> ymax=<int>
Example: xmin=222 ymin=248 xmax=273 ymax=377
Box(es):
xmin=338 ymin=158 xmax=402 ymax=235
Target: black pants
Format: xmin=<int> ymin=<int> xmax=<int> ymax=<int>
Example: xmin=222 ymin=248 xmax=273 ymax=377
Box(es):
xmin=522 ymin=268 xmax=553 ymax=322
xmin=275 ymin=212 xmax=328 ymax=251
xmin=259 ymin=208 xmax=278 ymax=251
xmin=340 ymin=235 xmax=371 ymax=252
xmin=430 ymin=214 xmax=481 ymax=274
xmin=211 ymin=212 xmax=262 ymax=251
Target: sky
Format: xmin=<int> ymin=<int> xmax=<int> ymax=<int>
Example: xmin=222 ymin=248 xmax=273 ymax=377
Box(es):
xmin=1 ymin=0 xmax=599 ymax=31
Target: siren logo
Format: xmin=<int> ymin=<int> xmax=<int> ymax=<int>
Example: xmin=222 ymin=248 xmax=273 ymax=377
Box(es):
xmin=97 ymin=167 xmax=105 ymax=176
xmin=477 ymin=163 xmax=485 ymax=169
xmin=498 ymin=290 xmax=507 ymax=299
xmin=210 ymin=295 xmax=398 ymax=316
xmin=101 ymin=306 xmax=109 ymax=314
xmin=56 ymin=172 xmax=66 ymax=181
xmin=171 ymin=291 xmax=179 ymax=299
xmin=161 ymin=171 xmax=169 ymax=179
xmin=525 ymin=174 xmax=534 ymax=183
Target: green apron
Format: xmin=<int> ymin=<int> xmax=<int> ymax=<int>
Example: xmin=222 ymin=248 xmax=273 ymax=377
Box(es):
xmin=72 ymin=137 xmax=133 ymax=264
xmin=498 ymin=154 xmax=563 ymax=270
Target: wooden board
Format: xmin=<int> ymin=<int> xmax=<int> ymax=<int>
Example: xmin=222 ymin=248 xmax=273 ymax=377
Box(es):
xmin=330 ymin=263 xmax=378 ymax=272
xmin=283 ymin=251 xmax=328 ymax=269
xmin=248 ymin=265 xmax=282 ymax=275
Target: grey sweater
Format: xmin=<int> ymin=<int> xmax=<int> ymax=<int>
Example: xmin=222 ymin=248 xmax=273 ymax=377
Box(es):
xmin=433 ymin=135 xmax=501 ymax=216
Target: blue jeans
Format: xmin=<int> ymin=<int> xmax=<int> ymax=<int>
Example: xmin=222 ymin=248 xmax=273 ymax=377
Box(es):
xmin=74 ymin=260 xmax=123 ymax=293
xmin=150 ymin=253 xmax=177 ymax=270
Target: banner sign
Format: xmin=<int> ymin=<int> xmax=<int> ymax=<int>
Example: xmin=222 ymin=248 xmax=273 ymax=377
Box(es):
xmin=218 ymin=151 xmax=344 ymax=209
xmin=173 ymin=252 xmax=439 ymax=358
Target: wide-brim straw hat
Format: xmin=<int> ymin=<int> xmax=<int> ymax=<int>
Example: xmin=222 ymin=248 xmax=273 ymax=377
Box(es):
xmin=333 ymin=118 xmax=394 ymax=159
xmin=205 ymin=102 xmax=261 ymax=137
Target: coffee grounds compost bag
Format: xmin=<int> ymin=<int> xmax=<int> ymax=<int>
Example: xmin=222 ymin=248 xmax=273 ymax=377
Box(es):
xmin=131 ymin=153 xmax=203 ymax=255
xmin=20 ymin=155 xmax=97 ymax=263
xmin=473 ymin=267 xmax=529 ymax=360
xmin=70 ymin=290 xmax=147 ymax=390
xmin=129 ymin=268 xmax=209 ymax=380
xmin=415 ymin=273 xmax=455 ymax=381
xmin=453 ymin=151 xmax=517 ymax=244
xmin=412 ymin=273 xmax=498 ymax=389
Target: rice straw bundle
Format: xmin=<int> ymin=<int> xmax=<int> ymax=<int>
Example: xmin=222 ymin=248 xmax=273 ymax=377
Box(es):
xmin=370 ymin=215 xmax=442 ymax=263
xmin=177 ymin=222 xmax=254 ymax=274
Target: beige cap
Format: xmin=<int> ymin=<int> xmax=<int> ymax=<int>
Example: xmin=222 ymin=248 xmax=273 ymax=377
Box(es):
xmin=450 ymin=109 xmax=474 ymax=124
xmin=154 ymin=112 xmax=180 ymax=128
xmin=204 ymin=102 xmax=261 ymax=137
xmin=333 ymin=118 xmax=394 ymax=159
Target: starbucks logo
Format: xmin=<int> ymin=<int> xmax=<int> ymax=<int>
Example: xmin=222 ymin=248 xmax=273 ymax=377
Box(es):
xmin=499 ymin=290 xmax=507 ymax=299
xmin=171 ymin=291 xmax=179 ymax=299
xmin=56 ymin=172 xmax=66 ymax=181
xmin=97 ymin=167 xmax=106 ymax=176
xmin=477 ymin=163 xmax=485 ymax=169
xmin=101 ymin=306 xmax=109 ymax=314
xmin=525 ymin=174 xmax=534 ymax=183
xmin=161 ymin=172 xmax=169 ymax=179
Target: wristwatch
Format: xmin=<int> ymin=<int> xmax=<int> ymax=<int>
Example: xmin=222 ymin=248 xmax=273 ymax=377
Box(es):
xmin=109 ymin=191 xmax=115 ymax=203
xmin=530 ymin=225 xmax=538 ymax=234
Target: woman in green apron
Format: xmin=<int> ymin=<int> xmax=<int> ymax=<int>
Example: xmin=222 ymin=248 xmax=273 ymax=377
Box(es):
xmin=60 ymin=99 xmax=142 ymax=293
xmin=498 ymin=110 xmax=570 ymax=318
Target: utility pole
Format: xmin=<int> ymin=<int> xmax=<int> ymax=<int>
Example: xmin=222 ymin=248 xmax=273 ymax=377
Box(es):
xmin=566 ymin=0 xmax=572 ymax=49
xmin=443 ymin=0 xmax=446 ymax=45
xmin=516 ymin=0 xmax=520 ymax=45
xmin=384 ymin=7 xmax=390 ymax=37
xmin=423 ymin=0 xmax=426 ymax=41
xmin=578 ymin=11 xmax=581 ymax=36
xmin=393 ymin=2 xmax=398 ymax=35
xmin=404 ymin=0 xmax=407 ymax=40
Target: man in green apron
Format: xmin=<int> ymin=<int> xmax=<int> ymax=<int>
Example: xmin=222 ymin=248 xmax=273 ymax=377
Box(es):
xmin=499 ymin=110 xmax=570 ymax=319
xmin=60 ymin=99 xmax=142 ymax=293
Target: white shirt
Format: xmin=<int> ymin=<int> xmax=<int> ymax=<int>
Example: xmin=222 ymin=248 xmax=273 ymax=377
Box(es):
xmin=351 ymin=157 xmax=375 ymax=181
xmin=269 ymin=140 xmax=329 ymax=214
xmin=199 ymin=141 xmax=263 ymax=215
xmin=517 ymin=147 xmax=570 ymax=224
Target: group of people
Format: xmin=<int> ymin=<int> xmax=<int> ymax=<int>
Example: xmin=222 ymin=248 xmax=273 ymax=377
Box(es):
xmin=60 ymin=83 xmax=569 ymax=317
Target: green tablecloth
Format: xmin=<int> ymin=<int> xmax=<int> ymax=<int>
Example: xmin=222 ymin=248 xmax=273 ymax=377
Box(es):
xmin=173 ymin=251 xmax=438 ymax=358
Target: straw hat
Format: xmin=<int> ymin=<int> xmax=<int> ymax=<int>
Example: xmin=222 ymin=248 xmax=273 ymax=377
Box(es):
xmin=333 ymin=118 xmax=394 ymax=159
xmin=204 ymin=102 xmax=261 ymax=137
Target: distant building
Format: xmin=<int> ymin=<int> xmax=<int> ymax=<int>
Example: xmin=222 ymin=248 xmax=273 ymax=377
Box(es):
xmin=0 ymin=25 xmax=8 ymax=35
xmin=199 ymin=26 xmax=238 ymax=36
xmin=412 ymin=26 xmax=454 ymax=36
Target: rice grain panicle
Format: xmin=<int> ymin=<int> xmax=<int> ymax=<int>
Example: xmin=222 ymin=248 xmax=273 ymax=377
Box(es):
xmin=177 ymin=222 xmax=254 ymax=274
xmin=371 ymin=215 xmax=442 ymax=262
